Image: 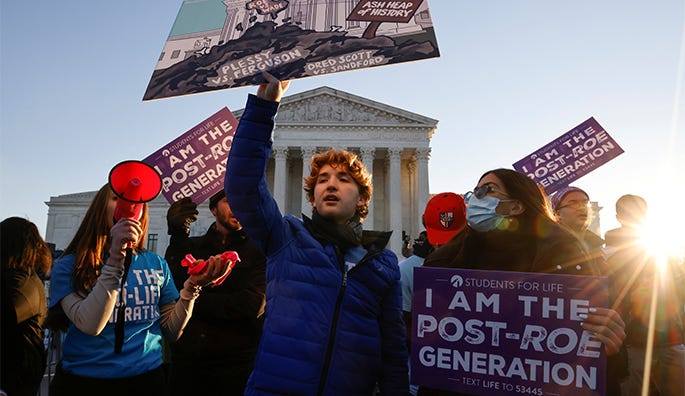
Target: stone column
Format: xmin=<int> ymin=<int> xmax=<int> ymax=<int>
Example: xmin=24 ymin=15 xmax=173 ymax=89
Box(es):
xmin=273 ymin=146 xmax=288 ymax=210
xmin=416 ymin=147 xmax=431 ymax=231
xmin=407 ymin=157 xmax=417 ymax=235
xmin=301 ymin=146 xmax=316 ymax=215
xmin=360 ymin=146 xmax=375 ymax=230
xmin=386 ymin=147 xmax=403 ymax=254
xmin=220 ymin=2 xmax=243 ymax=43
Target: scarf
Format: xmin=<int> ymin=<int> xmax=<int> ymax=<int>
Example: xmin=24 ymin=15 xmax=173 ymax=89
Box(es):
xmin=305 ymin=211 xmax=363 ymax=251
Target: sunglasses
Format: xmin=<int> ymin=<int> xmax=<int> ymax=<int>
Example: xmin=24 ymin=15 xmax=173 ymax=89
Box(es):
xmin=557 ymin=200 xmax=590 ymax=210
xmin=464 ymin=184 xmax=510 ymax=202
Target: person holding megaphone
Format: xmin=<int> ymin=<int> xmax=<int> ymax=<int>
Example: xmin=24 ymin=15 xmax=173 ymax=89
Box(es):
xmin=46 ymin=163 xmax=234 ymax=396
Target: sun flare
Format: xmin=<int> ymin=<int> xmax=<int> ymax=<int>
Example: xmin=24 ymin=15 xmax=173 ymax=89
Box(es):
xmin=636 ymin=206 xmax=685 ymax=271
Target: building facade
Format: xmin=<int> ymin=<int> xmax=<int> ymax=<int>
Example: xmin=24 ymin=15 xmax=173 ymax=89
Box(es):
xmin=46 ymin=86 xmax=439 ymax=257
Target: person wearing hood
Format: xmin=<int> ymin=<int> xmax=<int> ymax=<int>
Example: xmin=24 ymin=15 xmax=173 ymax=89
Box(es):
xmin=549 ymin=186 xmax=606 ymax=269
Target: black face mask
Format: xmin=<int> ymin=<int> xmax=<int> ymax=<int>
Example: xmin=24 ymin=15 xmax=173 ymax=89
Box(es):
xmin=412 ymin=238 xmax=433 ymax=258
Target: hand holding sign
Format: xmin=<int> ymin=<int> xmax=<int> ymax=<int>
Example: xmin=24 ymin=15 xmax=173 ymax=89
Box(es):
xmin=580 ymin=307 xmax=626 ymax=356
xmin=167 ymin=197 xmax=199 ymax=237
xmin=258 ymin=71 xmax=290 ymax=102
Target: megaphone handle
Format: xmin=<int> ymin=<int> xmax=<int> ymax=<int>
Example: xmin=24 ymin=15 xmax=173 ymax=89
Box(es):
xmin=114 ymin=247 xmax=133 ymax=354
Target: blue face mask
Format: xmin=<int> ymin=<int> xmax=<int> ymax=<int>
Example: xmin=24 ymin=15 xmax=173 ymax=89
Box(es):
xmin=466 ymin=194 xmax=507 ymax=232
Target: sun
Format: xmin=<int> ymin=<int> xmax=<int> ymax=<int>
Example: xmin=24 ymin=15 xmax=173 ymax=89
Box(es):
xmin=636 ymin=205 xmax=685 ymax=271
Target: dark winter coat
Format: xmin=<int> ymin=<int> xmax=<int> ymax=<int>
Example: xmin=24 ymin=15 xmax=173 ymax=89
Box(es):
xmin=225 ymin=94 xmax=409 ymax=395
xmin=418 ymin=225 xmax=627 ymax=396
xmin=165 ymin=224 xmax=266 ymax=365
xmin=1 ymin=269 xmax=47 ymax=396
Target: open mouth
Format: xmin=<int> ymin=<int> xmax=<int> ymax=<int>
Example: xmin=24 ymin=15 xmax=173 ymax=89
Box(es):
xmin=323 ymin=195 xmax=339 ymax=202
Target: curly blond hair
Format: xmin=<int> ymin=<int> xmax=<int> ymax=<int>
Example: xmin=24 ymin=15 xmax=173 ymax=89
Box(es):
xmin=303 ymin=149 xmax=372 ymax=219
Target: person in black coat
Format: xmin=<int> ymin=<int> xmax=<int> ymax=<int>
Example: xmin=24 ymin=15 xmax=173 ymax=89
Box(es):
xmin=164 ymin=190 xmax=267 ymax=396
xmin=1 ymin=217 xmax=53 ymax=396
xmin=418 ymin=169 xmax=626 ymax=396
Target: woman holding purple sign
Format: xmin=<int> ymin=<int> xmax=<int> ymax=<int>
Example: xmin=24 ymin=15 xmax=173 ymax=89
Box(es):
xmin=419 ymin=168 xmax=626 ymax=395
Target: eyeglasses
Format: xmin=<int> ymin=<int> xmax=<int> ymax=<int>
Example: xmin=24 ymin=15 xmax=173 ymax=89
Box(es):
xmin=557 ymin=200 xmax=590 ymax=210
xmin=464 ymin=184 xmax=510 ymax=202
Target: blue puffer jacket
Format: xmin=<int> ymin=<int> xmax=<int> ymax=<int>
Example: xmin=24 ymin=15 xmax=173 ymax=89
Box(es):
xmin=225 ymin=94 xmax=408 ymax=395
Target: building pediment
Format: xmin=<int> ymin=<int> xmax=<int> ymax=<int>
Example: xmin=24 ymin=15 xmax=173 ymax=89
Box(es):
xmin=233 ymin=86 xmax=438 ymax=129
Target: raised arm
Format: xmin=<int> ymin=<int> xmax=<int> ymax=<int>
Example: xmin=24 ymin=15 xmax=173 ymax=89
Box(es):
xmin=224 ymin=73 xmax=292 ymax=255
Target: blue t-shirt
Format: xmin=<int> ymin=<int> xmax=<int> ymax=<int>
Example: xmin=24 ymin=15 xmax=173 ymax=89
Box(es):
xmin=399 ymin=255 xmax=425 ymax=312
xmin=49 ymin=251 xmax=179 ymax=378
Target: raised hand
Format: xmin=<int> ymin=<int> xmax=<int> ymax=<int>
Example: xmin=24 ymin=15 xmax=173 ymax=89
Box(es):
xmin=257 ymin=71 xmax=290 ymax=102
xmin=167 ymin=197 xmax=199 ymax=237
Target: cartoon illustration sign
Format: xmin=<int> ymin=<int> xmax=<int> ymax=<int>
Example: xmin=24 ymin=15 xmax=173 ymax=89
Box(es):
xmin=142 ymin=108 xmax=238 ymax=204
xmin=144 ymin=0 xmax=440 ymax=100
xmin=412 ymin=267 xmax=608 ymax=396
xmin=513 ymin=117 xmax=624 ymax=194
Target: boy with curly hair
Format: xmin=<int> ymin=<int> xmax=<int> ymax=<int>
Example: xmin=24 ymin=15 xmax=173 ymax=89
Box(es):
xmin=224 ymin=73 xmax=408 ymax=395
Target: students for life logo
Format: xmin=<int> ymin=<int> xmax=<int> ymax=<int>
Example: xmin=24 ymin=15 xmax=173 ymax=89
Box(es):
xmin=450 ymin=274 xmax=464 ymax=288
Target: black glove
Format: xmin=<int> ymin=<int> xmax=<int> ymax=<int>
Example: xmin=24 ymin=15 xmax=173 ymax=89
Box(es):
xmin=167 ymin=197 xmax=199 ymax=237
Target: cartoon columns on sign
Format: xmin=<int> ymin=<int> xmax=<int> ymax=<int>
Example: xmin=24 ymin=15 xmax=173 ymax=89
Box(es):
xmin=219 ymin=0 xmax=431 ymax=44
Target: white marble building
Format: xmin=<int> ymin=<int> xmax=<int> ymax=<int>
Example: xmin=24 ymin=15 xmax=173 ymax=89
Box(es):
xmin=45 ymin=86 xmax=439 ymax=257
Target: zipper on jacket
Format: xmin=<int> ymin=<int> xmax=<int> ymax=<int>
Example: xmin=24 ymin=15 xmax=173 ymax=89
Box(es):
xmin=317 ymin=245 xmax=347 ymax=395
xmin=316 ymin=245 xmax=382 ymax=395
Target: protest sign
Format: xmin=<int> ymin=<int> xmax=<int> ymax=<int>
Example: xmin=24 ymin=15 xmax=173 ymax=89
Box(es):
xmin=412 ymin=267 xmax=608 ymax=396
xmin=512 ymin=117 xmax=624 ymax=194
xmin=143 ymin=108 xmax=238 ymax=204
xmin=144 ymin=0 xmax=440 ymax=100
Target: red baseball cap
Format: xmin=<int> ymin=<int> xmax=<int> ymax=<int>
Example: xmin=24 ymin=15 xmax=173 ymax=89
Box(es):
xmin=423 ymin=192 xmax=466 ymax=245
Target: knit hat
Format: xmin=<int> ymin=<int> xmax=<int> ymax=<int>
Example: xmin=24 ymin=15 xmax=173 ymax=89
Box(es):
xmin=423 ymin=192 xmax=466 ymax=245
xmin=209 ymin=190 xmax=226 ymax=210
xmin=549 ymin=186 xmax=589 ymax=211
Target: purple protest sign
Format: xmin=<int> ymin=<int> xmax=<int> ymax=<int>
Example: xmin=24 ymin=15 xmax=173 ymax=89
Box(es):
xmin=412 ymin=267 xmax=608 ymax=396
xmin=512 ymin=117 xmax=624 ymax=194
xmin=143 ymin=108 xmax=238 ymax=205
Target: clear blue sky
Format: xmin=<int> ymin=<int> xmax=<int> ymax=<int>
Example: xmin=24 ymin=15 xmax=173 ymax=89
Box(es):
xmin=1 ymin=0 xmax=684 ymax=243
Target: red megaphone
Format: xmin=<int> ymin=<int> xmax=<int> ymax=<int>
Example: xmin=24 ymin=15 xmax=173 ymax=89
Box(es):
xmin=108 ymin=160 xmax=163 ymax=355
xmin=108 ymin=160 xmax=162 ymax=222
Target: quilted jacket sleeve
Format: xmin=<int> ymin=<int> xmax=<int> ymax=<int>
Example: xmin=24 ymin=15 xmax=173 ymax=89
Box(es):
xmin=224 ymin=94 xmax=289 ymax=256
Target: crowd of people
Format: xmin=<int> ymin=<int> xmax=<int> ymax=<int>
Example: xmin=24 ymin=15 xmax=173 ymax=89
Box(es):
xmin=1 ymin=74 xmax=684 ymax=396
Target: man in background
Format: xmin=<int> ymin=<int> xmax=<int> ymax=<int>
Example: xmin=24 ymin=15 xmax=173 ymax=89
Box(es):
xmin=400 ymin=192 xmax=466 ymax=395
xmin=165 ymin=191 xmax=266 ymax=395
xmin=604 ymin=194 xmax=685 ymax=396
